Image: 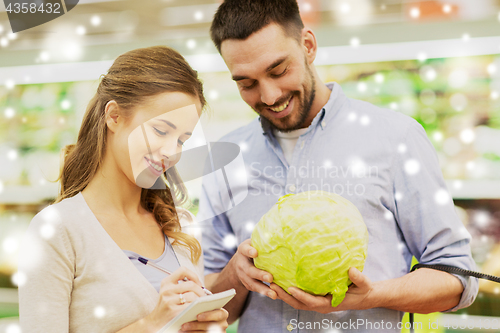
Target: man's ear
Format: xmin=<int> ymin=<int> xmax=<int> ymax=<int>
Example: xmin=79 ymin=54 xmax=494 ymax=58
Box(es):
xmin=302 ymin=28 xmax=317 ymax=65
xmin=105 ymin=100 xmax=120 ymax=133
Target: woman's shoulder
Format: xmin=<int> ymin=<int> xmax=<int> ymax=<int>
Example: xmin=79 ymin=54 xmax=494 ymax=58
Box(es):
xmin=30 ymin=193 xmax=89 ymax=233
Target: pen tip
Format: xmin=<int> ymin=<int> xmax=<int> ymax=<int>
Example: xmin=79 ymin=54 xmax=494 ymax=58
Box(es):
xmin=138 ymin=257 xmax=148 ymax=265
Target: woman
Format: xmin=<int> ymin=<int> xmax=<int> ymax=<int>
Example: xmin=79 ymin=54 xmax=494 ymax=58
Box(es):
xmin=18 ymin=46 xmax=229 ymax=332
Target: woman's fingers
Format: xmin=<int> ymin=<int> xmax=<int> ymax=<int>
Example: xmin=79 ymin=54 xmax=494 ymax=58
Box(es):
xmin=180 ymin=308 xmax=229 ymax=332
xmin=161 ymin=267 xmax=202 ymax=287
xmin=169 ymin=281 xmax=205 ymax=298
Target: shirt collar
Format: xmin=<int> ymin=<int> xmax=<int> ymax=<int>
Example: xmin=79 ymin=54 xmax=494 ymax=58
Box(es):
xmin=260 ymin=82 xmax=346 ymax=135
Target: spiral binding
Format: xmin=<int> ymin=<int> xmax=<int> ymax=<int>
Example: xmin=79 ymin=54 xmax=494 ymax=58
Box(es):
xmin=408 ymin=264 xmax=500 ymax=333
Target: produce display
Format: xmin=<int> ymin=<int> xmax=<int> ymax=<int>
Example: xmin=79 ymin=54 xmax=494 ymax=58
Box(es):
xmin=251 ymin=191 xmax=369 ymax=307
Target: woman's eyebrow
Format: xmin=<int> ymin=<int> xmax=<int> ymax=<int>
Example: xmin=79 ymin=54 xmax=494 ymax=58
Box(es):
xmin=154 ymin=119 xmax=192 ymax=135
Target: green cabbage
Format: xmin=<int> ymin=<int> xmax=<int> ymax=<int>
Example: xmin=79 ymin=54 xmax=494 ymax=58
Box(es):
xmin=251 ymin=191 xmax=368 ymax=307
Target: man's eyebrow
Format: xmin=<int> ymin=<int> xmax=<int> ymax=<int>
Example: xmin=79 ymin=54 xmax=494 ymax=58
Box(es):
xmin=155 ymin=119 xmax=192 ymax=135
xmin=265 ymin=56 xmax=287 ymax=72
xmin=232 ymin=56 xmax=288 ymax=81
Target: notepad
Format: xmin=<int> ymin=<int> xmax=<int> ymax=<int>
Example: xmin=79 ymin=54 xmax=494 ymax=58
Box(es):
xmin=158 ymin=289 xmax=236 ymax=333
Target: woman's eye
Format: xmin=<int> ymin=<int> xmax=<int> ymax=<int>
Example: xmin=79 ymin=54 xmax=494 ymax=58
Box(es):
xmin=177 ymin=139 xmax=185 ymax=146
xmin=153 ymin=127 xmax=166 ymax=136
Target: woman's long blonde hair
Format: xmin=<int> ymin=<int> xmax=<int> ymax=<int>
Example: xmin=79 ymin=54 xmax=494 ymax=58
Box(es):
xmin=55 ymin=46 xmax=205 ymax=263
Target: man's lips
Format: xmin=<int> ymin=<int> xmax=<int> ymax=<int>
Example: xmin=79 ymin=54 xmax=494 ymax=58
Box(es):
xmin=264 ymin=96 xmax=294 ymax=119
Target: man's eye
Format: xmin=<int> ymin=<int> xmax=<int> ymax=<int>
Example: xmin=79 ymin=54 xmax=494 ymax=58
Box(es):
xmin=153 ymin=127 xmax=166 ymax=136
xmin=271 ymin=67 xmax=288 ymax=78
xmin=240 ymin=81 xmax=257 ymax=90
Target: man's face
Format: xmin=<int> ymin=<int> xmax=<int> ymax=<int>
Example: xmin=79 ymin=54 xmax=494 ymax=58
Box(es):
xmin=220 ymin=23 xmax=316 ymax=132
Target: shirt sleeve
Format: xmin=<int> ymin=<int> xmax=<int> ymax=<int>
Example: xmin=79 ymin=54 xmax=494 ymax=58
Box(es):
xmin=197 ymin=176 xmax=237 ymax=276
xmin=392 ymin=119 xmax=478 ymax=312
xmin=18 ymin=209 xmax=75 ymax=332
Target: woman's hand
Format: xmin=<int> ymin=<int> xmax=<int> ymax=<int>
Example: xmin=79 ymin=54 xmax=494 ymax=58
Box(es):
xmin=146 ymin=267 xmax=206 ymax=331
xmin=180 ymin=308 xmax=229 ymax=333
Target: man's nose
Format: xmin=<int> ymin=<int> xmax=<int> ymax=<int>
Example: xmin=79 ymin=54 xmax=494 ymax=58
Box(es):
xmin=259 ymin=80 xmax=282 ymax=106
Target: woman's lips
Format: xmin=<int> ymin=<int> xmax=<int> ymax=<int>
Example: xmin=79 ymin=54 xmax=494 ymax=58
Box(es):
xmin=144 ymin=157 xmax=164 ymax=176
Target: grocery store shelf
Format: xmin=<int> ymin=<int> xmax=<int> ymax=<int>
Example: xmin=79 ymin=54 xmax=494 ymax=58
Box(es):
xmin=446 ymin=180 xmax=500 ymax=200
xmin=0 ymin=185 xmax=57 ymax=205
xmin=1 ymin=35 xmax=499 ymax=84
xmin=0 ymin=289 xmax=17 ymax=304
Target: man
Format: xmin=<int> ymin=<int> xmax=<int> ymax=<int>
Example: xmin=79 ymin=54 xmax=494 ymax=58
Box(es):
xmin=198 ymin=0 xmax=478 ymax=332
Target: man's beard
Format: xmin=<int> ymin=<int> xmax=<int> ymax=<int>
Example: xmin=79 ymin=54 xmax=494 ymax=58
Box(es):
xmin=255 ymin=64 xmax=316 ymax=133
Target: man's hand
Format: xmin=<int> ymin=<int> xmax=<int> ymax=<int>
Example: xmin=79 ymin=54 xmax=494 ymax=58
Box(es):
xmin=269 ymin=267 xmax=373 ymax=314
xmin=229 ymin=239 xmax=277 ymax=300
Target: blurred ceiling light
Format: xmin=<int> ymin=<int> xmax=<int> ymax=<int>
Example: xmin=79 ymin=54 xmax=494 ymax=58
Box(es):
xmin=91 ymin=15 xmax=102 ymax=26
xmin=5 ymin=79 xmax=15 ymax=89
xmin=161 ymin=4 xmax=220 ymax=26
xmin=340 ymin=2 xmax=351 ymax=14
xmin=487 ymin=63 xmax=497 ymax=75
xmin=420 ymin=66 xmax=437 ymax=82
xmin=301 ymin=2 xmax=312 ymax=12
xmin=40 ymin=51 xmax=50 ymax=62
xmin=374 ymin=73 xmax=384 ymax=84
xmin=61 ymin=100 xmax=71 ymax=110
xmin=448 ymin=69 xmax=469 ymax=88
xmin=460 ymin=128 xmax=475 ymax=144
xmin=433 ymin=131 xmax=443 ymax=142
xmin=76 ymin=26 xmax=86 ymax=35
xmin=443 ymin=4 xmax=452 ymax=13
xmin=410 ymin=7 xmax=420 ymax=18
xmin=209 ymin=90 xmax=219 ymax=100
xmin=7 ymin=33 xmax=17 ymax=40
xmin=357 ymin=82 xmax=367 ymax=92
xmin=380 ymin=4 xmax=386 ymax=10
xmin=332 ymin=0 xmax=373 ymax=26
xmin=1 ymin=37 xmax=9 ymax=47
xmin=43 ymin=25 xmax=84 ymax=62
xmin=298 ymin=0 xmax=320 ymax=25
xmin=491 ymin=91 xmax=499 ymax=100
xmin=417 ymin=52 xmax=428 ymax=62
xmin=186 ymin=39 xmax=196 ymax=50
xmin=7 ymin=149 xmax=18 ymax=161
xmin=194 ymin=10 xmax=204 ymax=21
xmin=4 ymin=107 xmax=15 ymax=119
xmin=462 ymin=33 xmax=470 ymax=42
xmin=350 ymin=37 xmax=360 ymax=47
xmin=450 ymin=93 xmax=468 ymax=111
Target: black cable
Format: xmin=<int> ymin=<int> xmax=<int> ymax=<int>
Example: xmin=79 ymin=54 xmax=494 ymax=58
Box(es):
xmin=408 ymin=264 xmax=500 ymax=333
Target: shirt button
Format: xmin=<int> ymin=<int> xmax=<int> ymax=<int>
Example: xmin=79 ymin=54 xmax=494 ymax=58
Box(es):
xmin=300 ymin=141 xmax=305 ymax=149
xmin=289 ymin=185 xmax=296 ymax=192
xmin=321 ymin=121 xmax=327 ymax=128
xmin=287 ymin=324 xmax=294 ymax=331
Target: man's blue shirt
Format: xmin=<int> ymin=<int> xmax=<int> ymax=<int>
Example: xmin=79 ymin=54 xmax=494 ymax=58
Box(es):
xmin=198 ymin=82 xmax=478 ymax=332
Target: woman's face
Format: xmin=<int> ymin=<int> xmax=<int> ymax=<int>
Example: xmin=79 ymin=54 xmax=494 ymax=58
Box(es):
xmin=110 ymin=92 xmax=202 ymax=189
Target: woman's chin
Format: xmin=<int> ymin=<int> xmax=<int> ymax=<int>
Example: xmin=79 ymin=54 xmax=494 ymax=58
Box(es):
xmin=135 ymin=173 xmax=165 ymax=190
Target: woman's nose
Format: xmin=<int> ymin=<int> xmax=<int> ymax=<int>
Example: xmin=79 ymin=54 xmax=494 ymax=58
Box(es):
xmin=159 ymin=140 xmax=180 ymax=162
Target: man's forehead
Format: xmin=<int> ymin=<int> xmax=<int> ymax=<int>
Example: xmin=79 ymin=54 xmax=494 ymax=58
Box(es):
xmin=221 ymin=25 xmax=296 ymax=75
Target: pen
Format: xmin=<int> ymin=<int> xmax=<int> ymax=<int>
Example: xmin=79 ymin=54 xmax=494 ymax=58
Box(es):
xmin=137 ymin=257 xmax=212 ymax=295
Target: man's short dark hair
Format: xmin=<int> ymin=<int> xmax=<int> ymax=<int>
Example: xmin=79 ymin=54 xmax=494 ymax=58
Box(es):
xmin=210 ymin=0 xmax=305 ymax=53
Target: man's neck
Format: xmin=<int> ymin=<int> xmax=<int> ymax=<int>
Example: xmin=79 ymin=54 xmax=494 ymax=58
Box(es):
xmin=302 ymin=81 xmax=332 ymax=128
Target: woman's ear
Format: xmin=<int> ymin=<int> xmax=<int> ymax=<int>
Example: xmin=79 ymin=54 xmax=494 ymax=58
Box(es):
xmin=105 ymin=100 xmax=120 ymax=133
xmin=302 ymin=28 xmax=317 ymax=65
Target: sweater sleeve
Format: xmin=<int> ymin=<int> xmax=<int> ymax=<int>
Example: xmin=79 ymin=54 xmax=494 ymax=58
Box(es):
xmin=18 ymin=206 xmax=75 ymax=333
